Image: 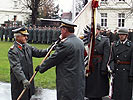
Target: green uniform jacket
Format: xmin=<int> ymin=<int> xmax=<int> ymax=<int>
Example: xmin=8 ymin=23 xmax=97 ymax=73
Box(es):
xmin=39 ymin=34 xmax=85 ymax=100
xmin=8 ymin=42 xmax=48 ymax=100
xmin=109 ymin=40 xmax=133 ymax=100
xmin=42 ymin=29 xmax=47 ymax=44
xmin=85 ymin=35 xmax=110 ymax=98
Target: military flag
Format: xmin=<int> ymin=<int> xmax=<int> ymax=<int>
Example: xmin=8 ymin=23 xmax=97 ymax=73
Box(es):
xmin=73 ymin=0 xmax=99 ymax=76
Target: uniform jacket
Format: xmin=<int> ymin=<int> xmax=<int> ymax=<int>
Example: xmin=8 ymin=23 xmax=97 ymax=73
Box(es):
xmin=8 ymin=42 xmax=48 ymax=100
xmin=39 ymin=34 xmax=85 ymax=100
xmin=109 ymin=40 xmax=133 ymax=100
xmin=85 ymin=35 xmax=110 ymax=98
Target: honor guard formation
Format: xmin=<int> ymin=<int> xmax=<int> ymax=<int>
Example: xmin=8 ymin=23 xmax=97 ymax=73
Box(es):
xmin=0 ymin=24 xmax=61 ymax=44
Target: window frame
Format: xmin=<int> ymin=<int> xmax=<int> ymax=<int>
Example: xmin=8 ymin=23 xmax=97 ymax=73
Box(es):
xmin=100 ymin=13 xmax=108 ymax=27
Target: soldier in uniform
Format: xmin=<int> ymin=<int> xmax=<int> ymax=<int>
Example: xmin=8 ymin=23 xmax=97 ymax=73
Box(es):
xmin=47 ymin=26 xmax=53 ymax=44
xmin=37 ymin=26 xmax=42 ymax=43
xmin=4 ymin=24 xmax=9 ymax=41
xmin=42 ymin=26 xmax=47 ymax=44
xmin=106 ymin=29 xmax=114 ymax=44
xmin=27 ymin=26 xmax=33 ymax=43
xmin=0 ymin=25 xmax=4 ymax=41
xmin=85 ymin=24 xmax=110 ymax=100
xmin=8 ymin=27 xmax=50 ymax=100
xmin=8 ymin=24 xmax=13 ymax=42
xmin=52 ymin=27 xmax=58 ymax=42
xmin=33 ymin=25 xmax=37 ymax=43
xmin=109 ymin=28 xmax=133 ymax=100
xmin=56 ymin=27 xmax=61 ymax=39
xmin=112 ymin=29 xmax=119 ymax=42
xmin=35 ymin=21 xmax=85 ymax=100
xmin=128 ymin=28 xmax=133 ymax=42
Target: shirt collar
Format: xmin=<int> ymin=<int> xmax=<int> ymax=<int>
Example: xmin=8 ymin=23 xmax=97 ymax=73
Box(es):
xmin=120 ymin=39 xmax=127 ymax=44
xmin=16 ymin=41 xmax=23 ymax=47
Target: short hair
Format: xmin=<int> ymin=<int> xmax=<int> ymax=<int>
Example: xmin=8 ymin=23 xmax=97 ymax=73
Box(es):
xmin=67 ymin=27 xmax=75 ymax=33
xmin=14 ymin=33 xmax=22 ymax=39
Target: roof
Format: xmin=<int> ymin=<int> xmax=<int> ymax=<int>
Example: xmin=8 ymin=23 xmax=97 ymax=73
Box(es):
xmin=61 ymin=12 xmax=72 ymax=20
xmin=38 ymin=18 xmax=61 ymax=22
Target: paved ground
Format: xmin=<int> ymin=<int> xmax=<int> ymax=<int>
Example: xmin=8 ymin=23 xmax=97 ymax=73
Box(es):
xmin=0 ymin=82 xmax=56 ymax=100
xmin=0 ymin=82 xmax=132 ymax=100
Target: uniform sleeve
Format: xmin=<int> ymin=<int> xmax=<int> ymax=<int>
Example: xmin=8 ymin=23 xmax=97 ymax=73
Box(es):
xmin=31 ymin=46 xmax=48 ymax=57
xmin=101 ymin=38 xmax=111 ymax=72
xmin=39 ymin=42 xmax=74 ymax=73
xmin=8 ymin=50 xmax=26 ymax=82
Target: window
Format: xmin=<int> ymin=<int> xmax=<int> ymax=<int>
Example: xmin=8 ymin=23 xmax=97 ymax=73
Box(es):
xmin=119 ymin=0 xmax=125 ymax=1
xmin=13 ymin=0 xmax=18 ymax=8
xmin=100 ymin=0 xmax=108 ymax=5
xmin=118 ymin=13 xmax=125 ymax=27
xmin=101 ymin=13 xmax=107 ymax=27
xmin=101 ymin=0 xmax=108 ymax=1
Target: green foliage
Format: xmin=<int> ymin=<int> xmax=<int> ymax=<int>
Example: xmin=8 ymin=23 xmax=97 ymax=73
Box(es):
xmin=0 ymin=41 xmax=56 ymax=89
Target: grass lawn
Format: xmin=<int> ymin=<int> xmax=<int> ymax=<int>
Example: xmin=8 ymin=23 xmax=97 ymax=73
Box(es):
xmin=0 ymin=41 xmax=56 ymax=89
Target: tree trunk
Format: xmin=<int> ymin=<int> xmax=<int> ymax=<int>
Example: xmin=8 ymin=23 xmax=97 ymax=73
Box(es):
xmin=31 ymin=0 xmax=40 ymax=25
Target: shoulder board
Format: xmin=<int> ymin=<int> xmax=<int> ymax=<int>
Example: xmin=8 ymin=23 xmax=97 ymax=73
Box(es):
xmin=10 ymin=45 xmax=14 ymax=50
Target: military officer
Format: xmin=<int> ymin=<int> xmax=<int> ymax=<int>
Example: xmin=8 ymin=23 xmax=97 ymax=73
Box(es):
xmin=35 ymin=20 xmax=85 ymax=100
xmin=109 ymin=28 xmax=133 ymax=100
xmin=85 ymin=24 xmax=110 ymax=100
xmin=8 ymin=27 xmax=50 ymax=100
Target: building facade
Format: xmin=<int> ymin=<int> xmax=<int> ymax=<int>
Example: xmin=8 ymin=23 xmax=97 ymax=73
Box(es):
xmin=73 ymin=0 xmax=133 ymax=31
xmin=97 ymin=0 xmax=133 ymax=31
xmin=0 ymin=0 xmax=31 ymax=25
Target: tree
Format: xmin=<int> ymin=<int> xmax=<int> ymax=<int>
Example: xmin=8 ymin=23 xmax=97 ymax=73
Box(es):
xmin=39 ymin=0 xmax=60 ymax=19
xmin=75 ymin=0 xmax=84 ymax=16
xmin=18 ymin=0 xmax=59 ymax=25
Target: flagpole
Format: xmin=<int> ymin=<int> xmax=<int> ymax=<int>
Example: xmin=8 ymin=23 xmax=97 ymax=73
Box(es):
xmin=86 ymin=0 xmax=99 ymax=76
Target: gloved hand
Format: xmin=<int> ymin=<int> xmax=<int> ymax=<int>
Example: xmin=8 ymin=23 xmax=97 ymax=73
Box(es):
xmin=22 ymin=79 xmax=30 ymax=89
xmin=128 ymin=76 xmax=133 ymax=82
xmin=35 ymin=65 xmax=41 ymax=72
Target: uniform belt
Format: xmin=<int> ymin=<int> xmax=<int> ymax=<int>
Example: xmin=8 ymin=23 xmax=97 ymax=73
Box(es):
xmin=116 ymin=60 xmax=131 ymax=64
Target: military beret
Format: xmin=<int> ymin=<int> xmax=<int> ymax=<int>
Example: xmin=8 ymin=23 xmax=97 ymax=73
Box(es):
xmin=118 ymin=28 xmax=128 ymax=35
xmin=60 ymin=20 xmax=77 ymax=28
xmin=12 ymin=27 xmax=29 ymax=35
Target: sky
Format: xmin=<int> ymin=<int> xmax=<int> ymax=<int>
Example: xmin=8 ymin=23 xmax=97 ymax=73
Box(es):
xmin=55 ymin=0 xmax=73 ymax=12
